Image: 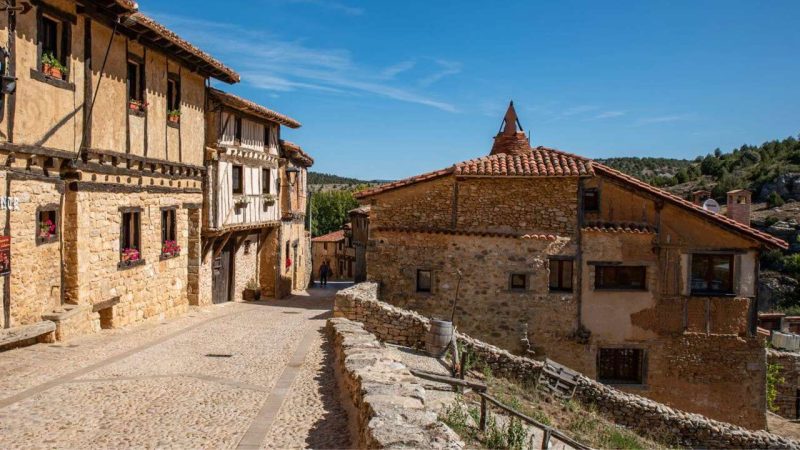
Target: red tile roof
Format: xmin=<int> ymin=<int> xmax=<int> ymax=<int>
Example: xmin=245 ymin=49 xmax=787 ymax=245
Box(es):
xmin=455 ymin=147 xmax=593 ymax=177
xmin=280 ymin=140 xmax=314 ymax=167
xmin=593 ymin=164 xmax=788 ymax=249
xmin=208 ymin=88 xmax=301 ymax=128
xmin=311 ymin=230 xmax=345 ymax=242
xmin=583 ymin=221 xmax=656 ymax=234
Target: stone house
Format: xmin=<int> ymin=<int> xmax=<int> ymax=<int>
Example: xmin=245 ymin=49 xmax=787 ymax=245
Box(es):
xmin=199 ymin=88 xmax=302 ymax=304
xmin=311 ymin=228 xmax=355 ymax=281
xmin=275 ymin=140 xmax=313 ymax=296
xmin=349 ymin=205 xmax=370 ymax=283
xmin=355 ymin=102 xmax=788 ymax=429
xmin=0 ymin=0 xmax=238 ymax=341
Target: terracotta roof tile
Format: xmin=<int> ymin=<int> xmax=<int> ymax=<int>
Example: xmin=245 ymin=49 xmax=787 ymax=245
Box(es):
xmin=209 ymin=88 xmax=301 ymax=128
xmin=280 ymin=140 xmax=314 ymax=167
xmin=583 ymin=221 xmax=656 ymax=234
xmin=455 ymin=146 xmax=593 ymax=177
xmin=311 ymin=230 xmax=345 ymax=242
xmin=355 ymin=167 xmax=454 ymax=198
xmin=594 ymin=164 xmax=788 ymax=249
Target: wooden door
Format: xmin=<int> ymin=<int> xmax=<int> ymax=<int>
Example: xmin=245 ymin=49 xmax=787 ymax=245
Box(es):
xmin=212 ymin=241 xmax=233 ymax=304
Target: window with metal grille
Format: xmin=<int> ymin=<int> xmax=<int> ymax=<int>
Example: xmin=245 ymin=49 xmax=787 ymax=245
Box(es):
xmin=595 ymin=265 xmax=647 ymax=290
xmin=690 ymin=254 xmax=734 ymax=295
xmin=549 ymin=258 xmax=573 ymax=292
xmin=597 ymin=348 xmax=645 ymax=384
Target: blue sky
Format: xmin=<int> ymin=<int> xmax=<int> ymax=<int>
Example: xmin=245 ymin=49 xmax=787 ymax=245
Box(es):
xmin=146 ymin=1 xmax=800 ymax=180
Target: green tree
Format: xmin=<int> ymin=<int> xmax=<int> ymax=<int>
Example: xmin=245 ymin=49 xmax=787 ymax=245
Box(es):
xmin=767 ymin=191 xmax=785 ymax=208
xmin=310 ymin=189 xmax=358 ymax=236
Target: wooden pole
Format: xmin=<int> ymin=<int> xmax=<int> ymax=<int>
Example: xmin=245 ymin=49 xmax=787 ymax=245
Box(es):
xmin=480 ymin=395 xmax=487 ymax=432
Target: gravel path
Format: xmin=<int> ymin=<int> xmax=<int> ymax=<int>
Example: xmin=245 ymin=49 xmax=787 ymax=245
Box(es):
xmin=0 ymin=284 xmax=352 ymax=449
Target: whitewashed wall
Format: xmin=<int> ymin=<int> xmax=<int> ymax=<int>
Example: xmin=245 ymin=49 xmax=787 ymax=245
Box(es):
xmin=218 ymin=111 xmax=279 ymax=154
xmin=216 ymin=160 xmax=280 ymax=227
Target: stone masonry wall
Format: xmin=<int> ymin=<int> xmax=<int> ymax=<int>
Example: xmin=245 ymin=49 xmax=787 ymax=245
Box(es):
xmin=232 ymin=232 xmax=259 ymax=302
xmin=367 ymin=230 xmax=587 ymax=370
xmin=327 ymin=316 xmax=463 ymax=449
xmin=334 ymin=283 xmax=799 ymax=449
xmin=769 ymin=349 xmax=800 ymax=420
xmin=1 ymin=175 xmax=63 ymax=327
xmin=64 ymin=189 xmax=197 ymax=329
xmin=368 ymin=176 xmax=454 ymax=230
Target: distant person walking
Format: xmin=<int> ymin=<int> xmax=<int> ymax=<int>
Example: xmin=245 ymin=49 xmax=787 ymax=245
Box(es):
xmin=320 ymin=261 xmax=330 ymax=286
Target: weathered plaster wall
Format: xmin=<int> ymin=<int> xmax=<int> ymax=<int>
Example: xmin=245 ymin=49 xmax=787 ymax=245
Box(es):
xmin=90 ymin=19 xmax=127 ymax=152
xmin=180 ymin=71 xmax=205 ymax=166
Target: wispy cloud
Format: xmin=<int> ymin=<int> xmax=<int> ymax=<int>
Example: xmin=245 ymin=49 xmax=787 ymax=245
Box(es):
xmin=634 ymin=114 xmax=694 ymax=126
xmin=560 ymin=105 xmax=598 ymax=117
xmin=278 ymin=0 xmax=364 ymax=16
xmin=148 ymin=13 xmax=457 ymax=112
xmin=591 ymin=110 xmax=625 ymax=120
xmin=418 ymin=60 xmax=462 ymax=87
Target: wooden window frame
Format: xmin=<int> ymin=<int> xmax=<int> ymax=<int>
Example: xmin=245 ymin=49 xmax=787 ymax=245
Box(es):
xmin=231 ymin=165 xmax=244 ymax=195
xmin=549 ymin=258 xmax=574 ymax=292
xmin=36 ymin=205 xmax=59 ymax=245
xmin=166 ymin=74 xmax=181 ymax=112
xmin=127 ymin=55 xmax=146 ymax=115
xmin=36 ymin=5 xmax=73 ymax=83
xmin=416 ymin=269 xmax=432 ymax=293
xmin=690 ymin=253 xmax=735 ymax=296
xmin=594 ymin=265 xmax=647 ymax=291
xmin=262 ymin=168 xmax=271 ymax=194
xmin=234 ymin=116 xmax=243 ymax=145
xmin=583 ymin=188 xmax=599 ymax=213
xmin=119 ymin=207 xmax=144 ymax=269
xmin=263 ymin=125 xmax=271 ymax=151
xmin=597 ymin=348 xmax=646 ymax=385
xmin=160 ymin=207 xmax=178 ymax=259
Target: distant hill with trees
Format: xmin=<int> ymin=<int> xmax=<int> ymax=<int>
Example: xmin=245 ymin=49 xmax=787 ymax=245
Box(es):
xmin=308 ymin=171 xmax=389 ymax=186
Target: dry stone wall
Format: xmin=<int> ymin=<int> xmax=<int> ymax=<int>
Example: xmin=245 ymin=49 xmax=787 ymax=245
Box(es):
xmin=768 ymin=349 xmax=800 ymax=420
xmin=335 ymin=283 xmax=800 ymax=449
xmin=327 ymin=316 xmax=463 ymax=449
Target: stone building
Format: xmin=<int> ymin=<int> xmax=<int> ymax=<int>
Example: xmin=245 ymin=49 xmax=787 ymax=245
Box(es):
xmin=0 ymin=0 xmax=238 ymax=341
xmin=349 ymin=205 xmax=370 ymax=283
xmin=355 ymin=102 xmax=788 ymax=429
xmin=311 ymin=228 xmax=355 ymax=281
xmin=275 ymin=140 xmax=313 ymax=297
xmin=199 ymin=88 xmax=301 ymax=304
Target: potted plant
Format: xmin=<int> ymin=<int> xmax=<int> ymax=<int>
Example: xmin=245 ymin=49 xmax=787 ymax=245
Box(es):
xmin=262 ymin=193 xmax=277 ymax=206
xmin=234 ymin=196 xmax=249 ymax=208
xmin=167 ymin=109 xmax=181 ymax=124
xmin=243 ymin=278 xmax=261 ymax=301
xmin=161 ymin=240 xmax=181 ymax=258
xmin=41 ymin=52 xmax=68 ymax=80
xmin=121 ymin=247 xmax=140 ymax=264
xmin=38 ymin=218 xmax=56 ymax=240
xmin=128 ymin=99 xmax=148 ymax=113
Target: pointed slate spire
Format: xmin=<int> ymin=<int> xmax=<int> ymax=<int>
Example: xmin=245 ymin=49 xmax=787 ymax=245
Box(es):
xmin=490 ymin=100 xmax=531 ymax=155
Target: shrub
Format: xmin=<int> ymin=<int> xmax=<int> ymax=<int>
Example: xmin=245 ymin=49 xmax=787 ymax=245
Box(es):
xmin=783 ymin=254 xmax=800 ymax=278
xmin=767 ymin=363 xmax=785 ymax=412
xmin=768 ymin=191 xmax=786 ymax=208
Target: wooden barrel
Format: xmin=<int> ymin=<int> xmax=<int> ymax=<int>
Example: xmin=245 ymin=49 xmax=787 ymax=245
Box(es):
xmin=426 ymin=319 xmax=453 ymax=358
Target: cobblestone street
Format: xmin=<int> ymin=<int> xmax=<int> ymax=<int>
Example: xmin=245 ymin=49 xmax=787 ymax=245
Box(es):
xmin=0 ymin=284 xmax=352 ymax=449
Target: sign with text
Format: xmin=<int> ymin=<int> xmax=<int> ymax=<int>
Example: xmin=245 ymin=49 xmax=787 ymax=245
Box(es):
xmin=0 ymin=236 xmax=10 ymax=275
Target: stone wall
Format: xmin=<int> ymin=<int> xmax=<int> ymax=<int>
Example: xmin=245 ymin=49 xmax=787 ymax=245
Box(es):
xmin=769 ymin=349 xmax=800 ymax=420
xmin=334 ymin=284 xmax=798 ymax=449
xmin=0 ymin=174 xmax=64 ymax=328
xmin=277 ymin=220 xmax=310 ymax=297
xmin=327 ymin=316 xmax=463 ymax=449
xmin=231 ymin=232 xmax=259 ymax=302
xmin=63 ymin=188 xmax=198 ymax=329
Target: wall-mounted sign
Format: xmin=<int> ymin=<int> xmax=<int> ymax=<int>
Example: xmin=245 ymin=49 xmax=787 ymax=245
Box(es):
xmin=0 ymin=236 xmax=10 ymax=275
xmin=0 ymin=197 xmax=20 ymax=211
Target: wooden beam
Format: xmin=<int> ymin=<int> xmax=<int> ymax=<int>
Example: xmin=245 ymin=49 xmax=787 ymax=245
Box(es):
xmin=213 ymin=232 xmax=232 ymax=259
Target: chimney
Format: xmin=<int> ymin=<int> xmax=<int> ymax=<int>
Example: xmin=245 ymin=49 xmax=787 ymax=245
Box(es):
xmin=726 ymin=189 xmax=751 ymax=226
xmin=691 ymin=190 xmax=710 ymax=205
xmin=490 ymin=101 xmax=531 ymax=156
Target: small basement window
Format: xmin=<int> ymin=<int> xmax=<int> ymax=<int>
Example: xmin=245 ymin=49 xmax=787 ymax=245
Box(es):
xmin=583 ymin=188 xmax=599 ymax=212
xmin=37 ymin=208 xmax=58 ymax=244
xmin=120 ymin=210 xmax=142 ymax=266
xmin=509 ymin=273 xmax=527 ymax=291
xmin=691 ymin=254 xmax=734 ymax=295
xmin=232 ymin=165 xmax=243 ymax=195
xmin=595 ymin=265 xmax=647 ymax=290
xmin=416 ymin=269 xmax=432 ymax=293
xmin=549 ymin=258 xmax=573 ymax=292
xmin=597 ymin=348 xmax=645 ymax=385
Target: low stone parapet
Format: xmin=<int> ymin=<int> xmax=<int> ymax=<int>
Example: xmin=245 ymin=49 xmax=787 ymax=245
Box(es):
xmin=327 ymin=317 xmax=463 ymax=449
xmin=334 ymin=283 xmax=800 ymax=449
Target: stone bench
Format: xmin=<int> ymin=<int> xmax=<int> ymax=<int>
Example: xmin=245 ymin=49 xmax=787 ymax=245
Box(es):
xmin=0 ymin=321 xmax=56 ymax=350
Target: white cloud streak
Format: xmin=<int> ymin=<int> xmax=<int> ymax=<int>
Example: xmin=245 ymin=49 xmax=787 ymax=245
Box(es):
xmin=634 ymin=114 xmax=693 ymax=126
xmin=277 ymin=0 xmax=364 ymax=16
xmin=147 ymin=13 xmax=457 ymax=112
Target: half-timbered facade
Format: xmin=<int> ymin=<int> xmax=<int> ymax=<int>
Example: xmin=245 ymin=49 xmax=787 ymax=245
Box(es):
xmin=200 ymin=88 xmax=301 ymax=304
xmin=0 ymin=0 xmax=238 ymax=343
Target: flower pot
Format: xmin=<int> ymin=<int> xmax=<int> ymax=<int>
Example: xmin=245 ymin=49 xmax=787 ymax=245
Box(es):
xmin=243 ymin=288 xmax=261 ymax=301
xmin=168 ymin=115 xmax=180 ymax=124
xmin=43 ymin=64 xmax=62 ymax=79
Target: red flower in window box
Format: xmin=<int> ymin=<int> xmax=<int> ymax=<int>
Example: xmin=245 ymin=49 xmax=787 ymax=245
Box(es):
xmin=161 ymin=240 xmax=181 ymax=257
xmin=121 ymin=247 xmax=140 ymax=262
xmin=286 ymin=257 xmax=292 ymax=268
xmin=129 ymin=99 xmax=148 ymax=112
xmin=38 ymin=218 xmax=56 ymax=239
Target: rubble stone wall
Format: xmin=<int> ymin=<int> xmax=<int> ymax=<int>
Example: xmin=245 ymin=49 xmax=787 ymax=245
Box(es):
xmin=231 ymin=232 xmax=259 ymax=302
xmin=327 ymin=316 xmax=463 ymax=449
xmin=768 ymin=349 xmax=800 ymax=420
xmin=334 ymin=283 xmax=798 ymax=449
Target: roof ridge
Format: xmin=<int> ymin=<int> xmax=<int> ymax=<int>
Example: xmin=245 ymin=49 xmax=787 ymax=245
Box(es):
xmin=209 ymin=88 xmax=301 ymax=129
xmin=593 ymin=163 xmax=787 ymax=249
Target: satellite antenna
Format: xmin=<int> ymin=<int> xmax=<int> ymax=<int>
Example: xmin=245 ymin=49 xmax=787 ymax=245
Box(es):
xmin=702 ymin=198 xmax=720 ymax=214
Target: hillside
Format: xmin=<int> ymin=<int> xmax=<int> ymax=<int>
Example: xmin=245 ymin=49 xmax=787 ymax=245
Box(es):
xmin=308 ymin=171 xmax=389 ymax=186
